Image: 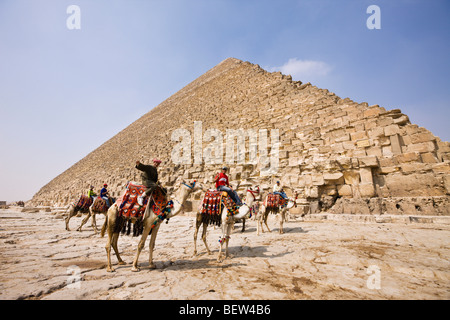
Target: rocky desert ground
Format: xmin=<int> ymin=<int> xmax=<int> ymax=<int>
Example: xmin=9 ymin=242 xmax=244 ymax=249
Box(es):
xmin=0 ymin=207 xmax=449 ymax=300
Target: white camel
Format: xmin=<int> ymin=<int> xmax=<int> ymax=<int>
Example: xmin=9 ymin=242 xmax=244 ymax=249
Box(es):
xmin=101 ymin=180 xmax=200 ymax=272
xmin=193 ymin=185 xmax=260 ymax=262
xmin=256 ymin=192 xmax=297 ymax=235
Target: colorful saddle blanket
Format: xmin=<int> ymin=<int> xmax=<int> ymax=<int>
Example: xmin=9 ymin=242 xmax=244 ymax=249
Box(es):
xmin=265 ymin=193 xmax=287 ymax=209
xmin=115 ymin=182 xmax=168 ymax=220
xmin=200 ymin=190 xmax=240 ymax=226
xmin=92 ymin=197 xmax=109 ymax=213
xmin=73 ymin=195 xmax=93 ymax=211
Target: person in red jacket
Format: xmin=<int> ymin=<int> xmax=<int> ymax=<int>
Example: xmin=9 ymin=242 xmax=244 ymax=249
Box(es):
xmin=215 ymin=167 xmax=242 ymax=206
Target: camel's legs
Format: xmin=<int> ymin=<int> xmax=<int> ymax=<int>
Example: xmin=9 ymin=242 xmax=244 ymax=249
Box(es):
xmin=105 ymin=230 xmax=114 ymax=272
xmin=65 ymin=206 xmax=77 ymax=231
xmin=201 ymin=223 xmax=211 ymax=255
xmin=224 ymin=224 xmax=232 ymax=258
xmin=131 ymin=220 xmax=152 ymax=272
xmin=77 ymin=210 xmax=92 ymax=231
xmin=111 ymin=232 xmax=126 ymax=265
xmin=91 ymin=213 xmax=98 ymax=232
xmin=193 ymin=214 xmax=201 ymax=256
xmin=148 ymin=224 xmax=161 ymax=269
xmin=279 ymin=210 xmax=285 ymax=234
xmin=264 ymin=212 xmax=271 ymax=233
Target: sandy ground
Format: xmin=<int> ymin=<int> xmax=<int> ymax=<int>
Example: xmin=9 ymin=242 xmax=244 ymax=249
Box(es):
xmin=0 ymin=207 xmax=449 ymax=300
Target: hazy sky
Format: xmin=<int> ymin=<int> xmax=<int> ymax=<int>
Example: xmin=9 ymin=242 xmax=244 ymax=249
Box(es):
xmin=0 ymin=0 xmax=449 ymax=202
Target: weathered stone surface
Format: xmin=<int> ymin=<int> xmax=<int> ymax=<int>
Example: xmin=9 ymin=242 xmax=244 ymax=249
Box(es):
xmin=27 ymin=57 xmax=450 ymax=215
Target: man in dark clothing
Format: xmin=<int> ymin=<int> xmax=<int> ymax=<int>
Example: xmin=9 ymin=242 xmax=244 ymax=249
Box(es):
xmin=100 ymin=184 xmax=110 ymax=207
xmin=136 ymin=159 xmax=161 ymax=206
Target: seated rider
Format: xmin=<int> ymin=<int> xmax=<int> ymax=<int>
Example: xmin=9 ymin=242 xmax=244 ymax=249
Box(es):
xmin=215 ymin=167 xmax=243 ymax=206
xmin=273 ymin=181 xmax=288 ymax=199
xmin=136 ymin=159 xmax=161 ymax=206
xmin=87 ymin=185 xmax=97 ymax=201
xmin=100 ymin=184 xmax=110 ymax=207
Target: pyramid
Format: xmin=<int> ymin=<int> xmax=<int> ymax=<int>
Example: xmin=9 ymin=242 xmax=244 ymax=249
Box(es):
xmin=30 ymin=58 xmax=450 ymax=215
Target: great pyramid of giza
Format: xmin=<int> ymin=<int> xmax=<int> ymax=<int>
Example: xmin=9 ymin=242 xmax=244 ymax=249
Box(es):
xmin=29 ymin=58 xmax=450 ymax=215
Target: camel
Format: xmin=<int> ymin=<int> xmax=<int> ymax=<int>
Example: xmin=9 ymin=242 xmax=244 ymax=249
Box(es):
xmin=193 ymin=185 xmax=260 ymax=262
xmin=256 ymin=192 xmax=297 ymax=235
xmin=77 ymin=196 xmax=115 ymax=233
xmin=101 ymin=180 xmax=200 ymax=272
xmin=65 ymin=195 xmax=93 ymax=231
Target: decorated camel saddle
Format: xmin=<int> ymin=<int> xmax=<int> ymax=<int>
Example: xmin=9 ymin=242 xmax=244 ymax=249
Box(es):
xmin=200 ymin=190 xmax=240 ymax=226
xmin=264 ymin=193 xmax=287 ymax=209
xmin=92 ymin=196 xmax=114 ymax=213
xmin=72 ymin=195 xmax=93 ymax=212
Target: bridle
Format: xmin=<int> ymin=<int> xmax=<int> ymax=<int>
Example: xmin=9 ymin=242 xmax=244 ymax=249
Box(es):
xmin=246 ymin=186 xmax=260 ymax=202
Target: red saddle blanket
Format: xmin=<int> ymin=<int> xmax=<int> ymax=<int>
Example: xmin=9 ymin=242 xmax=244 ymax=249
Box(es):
xmin=265 ymin=193 xmax=287 ymax=209
xmin=200 ymin=190 xmax=239 ymax=226
xmin=74 ymin=195 xmax=93 ymax=211
xmin=115 ymin=182 xmax=167 ymax=220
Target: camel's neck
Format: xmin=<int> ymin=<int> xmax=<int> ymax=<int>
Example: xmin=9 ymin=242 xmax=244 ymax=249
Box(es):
xmin=167 ymin=188 xmax=191 ymax=219
xmin=234 ymin=191 xmax=256 ymax=220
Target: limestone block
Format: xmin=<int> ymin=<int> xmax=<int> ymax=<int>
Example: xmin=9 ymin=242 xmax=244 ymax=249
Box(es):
xmin=288 ymin=157 xmax=299 ymax=167
xmin=351 ymin=131 xmax=368 ymax=141
xmin=379 ymin=166 xmax=400 ymax=174
xmin=305 ymin=187 xmax=319 ymax=198
xmin=323 ymin=172 xmax=344 ymax=184
xmin=384 ymin=124 xmax=400 ymax=136
xmin=368 ymin=127 xmax=384 ymax=139
xmin=337 ymin=184 xmax=353 ymax=197
xmin=358 ymin=183 xmax=376 ymax=198
xmin=359 ymin=167 xmax=373 ymax=184
xmin=343 ymin=171 xmax=360 ymax=185
xmin=359 ymin=155 xmax=379 ymax=167
xmin=395 ymin=152 xmax=420 ymax=163
xmin=363 ymin=107 xmax=381 ymax=118
xmin=384 ymin=173 xmax=445 ymax=197
xmin=382 ymin=146 xmax=393 ymax=157
xmin=335 ymin=133 xmax=350 ymax=142
xmin=410 ymin=132 xmax=435 ymax=144
xmin=331 ymin=143 xmax=344 ymax=153
xmin=336 ymin=156 xmax=352 ymax=169
xmin=407 ymin=141 xmax=436 ymax=153
xmin=379 ymin=136 xmax=391 ymax=146
xmin=420 ymin=152 xmax=439 ymax=163
xmin=431 ymin=162 xmax=450 ymax=174
xmin=444 ymin=175 xmax=450 ymax=194
xmin=312 ymin=173 xmax=325 ymax=186
xmin=366 ymin=146 xmax=382 ymax=157
xmin=298 ymin=174 xmax=312 ymax=187
xmin=389 ymin=134 xmax=403 ymax=155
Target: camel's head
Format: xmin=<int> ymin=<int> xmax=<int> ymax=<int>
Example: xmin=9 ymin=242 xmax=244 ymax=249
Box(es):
xmin=181 ymin=180 xmax=202 ymax=193
xmin=246 ymin=185 xmax=260 ymax=202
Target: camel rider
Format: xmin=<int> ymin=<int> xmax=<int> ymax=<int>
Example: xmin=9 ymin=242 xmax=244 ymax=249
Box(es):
xmin=273 ymin=181 xmax=288 ymax=199
xmin=136 ymin=159 xmax=161 ymax=206
xmin=100 ymin=184 xmax=110 ymax=207
xmin=87 ymin=185 xmax=97 ymax=201
xmin=215 ymin=167 xmax=243 ymax=206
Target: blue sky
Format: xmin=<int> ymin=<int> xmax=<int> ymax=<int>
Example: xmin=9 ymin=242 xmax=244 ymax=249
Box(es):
xmin=0 ymin=0 xmax=449 ymax=202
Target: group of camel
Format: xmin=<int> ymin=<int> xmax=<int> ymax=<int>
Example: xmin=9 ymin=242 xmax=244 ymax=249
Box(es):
xmin=64 ymin=180 xmax=298 ymax=272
